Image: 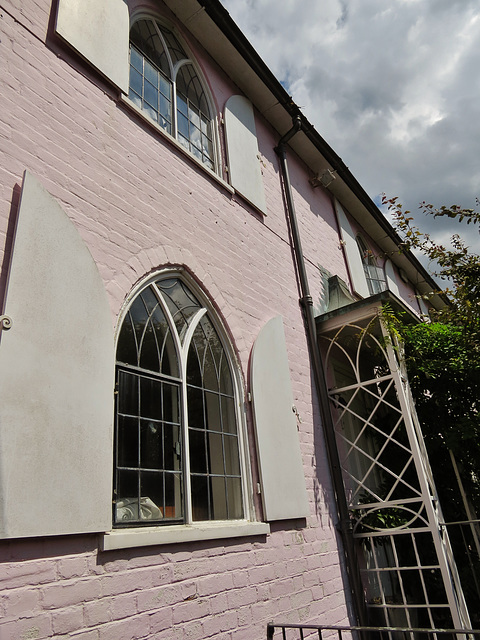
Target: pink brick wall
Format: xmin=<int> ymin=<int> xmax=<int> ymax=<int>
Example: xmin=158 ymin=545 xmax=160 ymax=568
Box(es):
xmin=0 ymin=2 xmax=359 ymax=638
xmin=349 ymin=216 xmax=423 ymax=312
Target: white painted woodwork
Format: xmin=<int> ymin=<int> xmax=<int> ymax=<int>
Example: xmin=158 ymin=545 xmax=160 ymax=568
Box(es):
xmin=335 ymin=200 xmax=370 ymax=298
xmin=417 ymin=291 xmax=430 ymax=317
xmin=102 ymin=521 xmax=270 ymax=550
xmin=56 ymin=0 xmax=130 ymax=93
xmin=0 ymin=172 xmax=114 ymax=538
xmin=250 ymin=316 xmax=309 ymax=521
xmin=384 ymin=259 xmax=400 ymax=297
xmin=224 ymin=95 xmax=267 ymax=214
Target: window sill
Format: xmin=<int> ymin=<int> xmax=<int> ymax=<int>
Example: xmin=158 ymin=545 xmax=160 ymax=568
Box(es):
xmin=101 ymin=521 xmax=270 ymax=551
xmin=118 ymin=95 xmax=235 ymax=196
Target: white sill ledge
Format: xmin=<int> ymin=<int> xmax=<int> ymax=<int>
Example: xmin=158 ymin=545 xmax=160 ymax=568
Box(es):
xmin=101 ymin=521 xmax=270 ymax=551
xmin=118 ymin=95 xmax=234 ymax=196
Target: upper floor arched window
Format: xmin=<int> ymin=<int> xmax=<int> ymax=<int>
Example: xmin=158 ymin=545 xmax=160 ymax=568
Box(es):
xmin=129 ymin=18 xmax=215 ymax=171
xmin=356 ymin=235 xmax=386 ymax=296
xmin=114 ymin=273 xmax=245 ymax=526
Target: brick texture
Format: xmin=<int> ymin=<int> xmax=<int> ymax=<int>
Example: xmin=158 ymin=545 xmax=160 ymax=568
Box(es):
xmin=0 ymin=1 xmax=378 ymax=639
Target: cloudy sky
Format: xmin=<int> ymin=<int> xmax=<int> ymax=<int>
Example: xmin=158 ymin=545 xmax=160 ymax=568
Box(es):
xmin=222 ymin=0 xmax=480 ymax=253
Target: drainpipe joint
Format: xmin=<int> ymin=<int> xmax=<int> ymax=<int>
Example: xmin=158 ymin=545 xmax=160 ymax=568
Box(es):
xmin=275 ymin=116 xmax=303 ymax=155
xmin=300 ymin=295 xmax=313 ymax=308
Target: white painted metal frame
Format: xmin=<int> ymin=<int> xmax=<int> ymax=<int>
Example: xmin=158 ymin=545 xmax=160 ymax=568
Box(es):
xmin=114 ymin=270 xmax=251 ymax=527
xmin=321 ymin=312 xmax=471 ymax=631
xmin=384 ymin=327 xmax=471 ymax=630
xmin=128 ymin=13 xmax=220 ymax=173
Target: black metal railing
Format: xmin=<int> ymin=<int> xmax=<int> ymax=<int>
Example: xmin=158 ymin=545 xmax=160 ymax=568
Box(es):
xmin=267 ymin=623 xmax=480 ymax=640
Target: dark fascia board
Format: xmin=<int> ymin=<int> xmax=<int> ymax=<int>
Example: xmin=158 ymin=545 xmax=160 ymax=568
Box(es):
xmin=164 ymin=0 xmax=446 ymax=309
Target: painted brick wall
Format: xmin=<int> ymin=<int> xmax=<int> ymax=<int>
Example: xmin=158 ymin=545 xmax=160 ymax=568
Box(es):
xmin=0 ymin=1 xmax=355 ymax=638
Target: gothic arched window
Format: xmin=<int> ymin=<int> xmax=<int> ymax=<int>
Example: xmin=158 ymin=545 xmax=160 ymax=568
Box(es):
xmin=356 ymin=235 xmax=386 ymax=296
xmin=114 ymin=274 xmax=244 ymax=526
xmin=129 ymin=18 xmax=216 ymax=170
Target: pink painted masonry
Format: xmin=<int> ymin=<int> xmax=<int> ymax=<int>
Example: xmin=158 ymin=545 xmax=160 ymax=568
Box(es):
xmin=0 ymin=1 xmax=469 ymax=639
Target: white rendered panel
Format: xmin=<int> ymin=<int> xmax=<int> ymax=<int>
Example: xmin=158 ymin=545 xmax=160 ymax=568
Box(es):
xmin=0 ymin=172 xmax=114 ymax=538
xmin=224 ymin=95 xmax=267 ymax=214
xmin=56 ymin=0 xmax=129 ymax=93
xmin=250 ymin=316 xmax=309 ymax=520
xmin=384 ymin=259 xmax=400 ymax=297
xmin=335 ymin=201 xmax=370 ymax=298
xmin=417 ymin=290 xmax=430 ymax=317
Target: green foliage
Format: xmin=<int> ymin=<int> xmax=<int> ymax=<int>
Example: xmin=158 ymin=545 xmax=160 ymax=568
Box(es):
xmin=356 ymin=502 xmax=410 ymax=533
xmin=403 ymin=322 xmax=480 ymax=464
xmin=381 ymin=197 xmax=480 ymax=518
xmin=382 ymin=196 xmax=480 ymax=340
xmin=379 ymin=201 xmax=480 ymax=618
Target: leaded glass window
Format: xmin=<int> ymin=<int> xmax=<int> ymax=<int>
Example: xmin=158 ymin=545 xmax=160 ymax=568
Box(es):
xmin=114 ymin=275 xmax=244 ymax=526
xmin=356 ymin=236 xmax=387 ymax=296
xmin=128 ymin=18 xmax=215 ymax=171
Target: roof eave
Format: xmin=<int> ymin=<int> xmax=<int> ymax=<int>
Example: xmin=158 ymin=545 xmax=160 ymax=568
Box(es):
xmin=164 ymin=0 xmax=446 ymax=309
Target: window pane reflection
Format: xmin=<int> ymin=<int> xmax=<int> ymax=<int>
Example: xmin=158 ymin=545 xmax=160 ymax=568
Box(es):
xmin=129 ymin=19 xmax=214 ymax=170
xmin=115 ymin=277 xmax=243 ymax=526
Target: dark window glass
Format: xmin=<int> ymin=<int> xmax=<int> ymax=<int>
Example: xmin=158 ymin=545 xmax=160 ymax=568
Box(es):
xmin=356 ymin=236 xmax=386 ymax=295
xmin=114 ymin=277 xmax=243 ymax=526
xmin=129 ymin=19 xmax=214 ymax=169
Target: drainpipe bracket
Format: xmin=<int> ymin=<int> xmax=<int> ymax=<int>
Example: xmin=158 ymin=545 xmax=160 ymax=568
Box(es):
xmin=300 ymin=295 xmax=313 ymax=308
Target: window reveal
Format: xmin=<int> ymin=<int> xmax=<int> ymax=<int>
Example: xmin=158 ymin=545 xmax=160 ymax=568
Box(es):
xmin=356 ymin=236 xmax=386 ymax=296
xmin=114 ymin=276 xmax=244 ymax=526
xmin=129 ymin=19 xmax=215 ymax=171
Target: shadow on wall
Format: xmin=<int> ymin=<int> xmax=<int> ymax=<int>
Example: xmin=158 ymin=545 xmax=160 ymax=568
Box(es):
xmin=0 ymin=184 xmax=21 ymax=320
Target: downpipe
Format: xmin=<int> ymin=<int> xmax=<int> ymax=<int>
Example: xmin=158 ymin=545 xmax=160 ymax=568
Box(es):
xmin=275 ymin=119 xmax=368 ymax=629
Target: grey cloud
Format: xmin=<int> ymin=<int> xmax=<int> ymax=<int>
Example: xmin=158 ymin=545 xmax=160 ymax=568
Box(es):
xmin=222 ymin=0 xmax=480 ymax=251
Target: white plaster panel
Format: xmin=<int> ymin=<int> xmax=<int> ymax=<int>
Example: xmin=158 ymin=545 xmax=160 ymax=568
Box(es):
xmin=56 ymin=0 xmax=130 ymax=93
xmin=335 ymin=200 xmax=370 ymax=298
xmin=417 ymin=291 xmax=430 ymax=317
xmin=250 ymin=316 xmax=309 ymax=521
xmin=384 ymin=259 xmax=400 ymax=297
xmin=0 ymin=172 xmax=114 ymax=538
xmin=224 ymin=95 xmax=267 ymax=214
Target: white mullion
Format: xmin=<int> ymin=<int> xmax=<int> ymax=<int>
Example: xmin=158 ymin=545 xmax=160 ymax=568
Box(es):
xmin=172 ymin=60 xmax=188 ymax=142
xmin=215 ymin=343 xmax=250 ymax=521
xmin=172 ymin=76 xmax=178 ymax=140
xmin=152 ymin=20 xmax=175 ymax=137
xmin=180 ymin=308 xmax=207 ymax=524
xmin=151 ymin=283 xmax=188 ymax=523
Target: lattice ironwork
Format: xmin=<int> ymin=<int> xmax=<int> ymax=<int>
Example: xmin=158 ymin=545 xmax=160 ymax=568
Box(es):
xmin=320 ymin=313 xmax=470 ymax=631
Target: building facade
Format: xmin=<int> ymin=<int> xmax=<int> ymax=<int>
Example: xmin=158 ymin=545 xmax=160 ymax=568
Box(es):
xmin=0 ymin=1 xmax=471 ymax=638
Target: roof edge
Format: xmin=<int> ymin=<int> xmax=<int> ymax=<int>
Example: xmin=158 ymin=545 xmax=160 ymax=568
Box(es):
xmin=198 ymin=1 xmax=445 ymax=307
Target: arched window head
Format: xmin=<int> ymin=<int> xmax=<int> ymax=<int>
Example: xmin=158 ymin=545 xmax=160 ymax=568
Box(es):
xmin=129 ymin=18 xmax=215 ymax=170
xmin=114 ymin=274 xmax=245 ymax=526
xmin=356 ymin=235 xmax=386 ymax=296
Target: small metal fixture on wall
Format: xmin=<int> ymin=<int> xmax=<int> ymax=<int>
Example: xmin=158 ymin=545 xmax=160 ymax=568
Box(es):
xmin=309 ymin=169 xmax=337 ymax=189
xmin=0 ymin=315 xmax=12 ymax=332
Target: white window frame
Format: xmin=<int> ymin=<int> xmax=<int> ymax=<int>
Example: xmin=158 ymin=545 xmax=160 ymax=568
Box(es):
xmin=127 ymin=13 xmax=221 ymax=175
xmin=104 ymin=269 xmax=268 ymax=550
xmin=356 ymin=235 xmax=387 ymax=296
